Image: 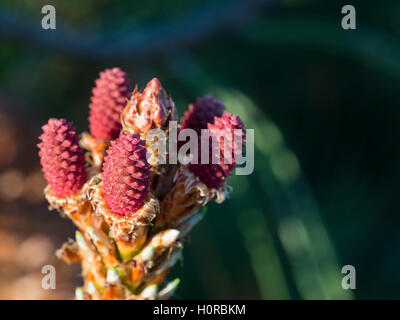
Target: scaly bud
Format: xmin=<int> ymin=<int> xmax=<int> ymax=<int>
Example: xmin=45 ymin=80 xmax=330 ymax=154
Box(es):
xmin=38 ymin=118 xmax=86 ymax=197
xmin=121 ymin=78 xmax=177 ymax=136
xmin=102 ymin=133 xmax=151 ymax=216
xmin=89 ymin=67 xmax=131 ymax=140
xmin=180 ymin=94 xmax=225 ymax=134
xmin=88 ymin=133 xmax=158 ymax=260
xmin=189 ymin=112 xmax=245 ymax=189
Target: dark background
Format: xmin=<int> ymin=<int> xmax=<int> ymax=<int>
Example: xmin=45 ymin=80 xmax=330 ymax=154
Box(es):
xmin=0 ymin=0 xmax=398 ymax=299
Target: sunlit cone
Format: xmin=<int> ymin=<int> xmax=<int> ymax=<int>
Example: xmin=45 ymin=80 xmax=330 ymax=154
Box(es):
xmin=81 ymin=68 xmax=131 ymax=171
xmin=38 ymin=118 xmax=87 ymax=197
xmin=89 ymin=68 xmax=131 ymax=141
xmin=38 ymin=119 xmax=96 ymax=234
xmin=102 ymin=133 xmax=151 ymax=216
xmin=88 ymin=173 xmax=159 ymax=260
xmin=88 ymin=133 xmax=158 ymax=260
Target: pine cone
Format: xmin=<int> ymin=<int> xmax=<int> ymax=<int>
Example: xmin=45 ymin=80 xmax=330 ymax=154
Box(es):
xmin=89 ymin=68 xmax=131 ymax=140
xmin=189 ymin=112 xmax=245 ymax=189
xmin=180 ymin=94 xmax=225 ymax=134
xmin=38 ymin=118 xmax=86 ymax=197
xmin=102 ymin=133 xmax=151 ymax=216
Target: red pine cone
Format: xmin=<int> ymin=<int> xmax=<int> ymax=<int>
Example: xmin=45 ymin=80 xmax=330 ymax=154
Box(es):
xmin=38 ymin=118 xmax=87 ymax=197
xmin=189 ymin=112 xmax=245 ymax=189
xmin=102 ymin=133 xmax=151 ymax=216
xmin=89 ymin=67 xmax=131 ymax=140
xmin=180 ymin=94 xmax=225 ymax=134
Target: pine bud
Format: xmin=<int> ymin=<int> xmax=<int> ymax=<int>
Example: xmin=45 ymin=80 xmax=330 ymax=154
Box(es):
xmin=101 ymin=133 xmax=151 ymax=216
xmin=189 ymin=113 xmax=245 ymax=189
xmin=89 ymin=68 xmax=131 ymax=140
xmin=38 ymin=118 xmax=86 ymax=197
xmin=180 ymin=94 xmax=225 ymax=134
xmin=121 ymin=78 xmax=177 ymax=136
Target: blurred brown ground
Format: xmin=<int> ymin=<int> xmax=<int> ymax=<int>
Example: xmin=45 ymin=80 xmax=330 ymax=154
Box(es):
xmin=0 ymin=95 xmax=79 ymax=299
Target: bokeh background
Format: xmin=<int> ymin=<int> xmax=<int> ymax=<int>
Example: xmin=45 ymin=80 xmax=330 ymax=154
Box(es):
xmin=0 ymin=0 xmax=399 ymax=299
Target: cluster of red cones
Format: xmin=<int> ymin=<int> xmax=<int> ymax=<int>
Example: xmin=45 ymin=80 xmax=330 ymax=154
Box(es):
xmin=38 ymin=68 xmax=245 ymax=216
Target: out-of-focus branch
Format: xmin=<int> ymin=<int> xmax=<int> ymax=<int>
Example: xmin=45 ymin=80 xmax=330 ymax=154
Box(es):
xmin=0 ymin=0 xmax=276 ymax=61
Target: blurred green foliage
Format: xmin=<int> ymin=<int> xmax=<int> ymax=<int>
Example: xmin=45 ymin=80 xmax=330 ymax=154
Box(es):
xmin=1 ymin=0 xmax=399 ymax=299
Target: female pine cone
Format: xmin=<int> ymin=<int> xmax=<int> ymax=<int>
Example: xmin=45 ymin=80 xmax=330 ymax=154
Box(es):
xmin=189 ymin=112 xmax=245 ymax=189
xmin=102 ymin=133 xmax=151 ymax=216
xmin=38 ymin=118 xmax=87 ymax=197
xmin=180 ymin=94 xmax=225 ymax=134
xmin=89 ymin=68 xmax=131 ymax=141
